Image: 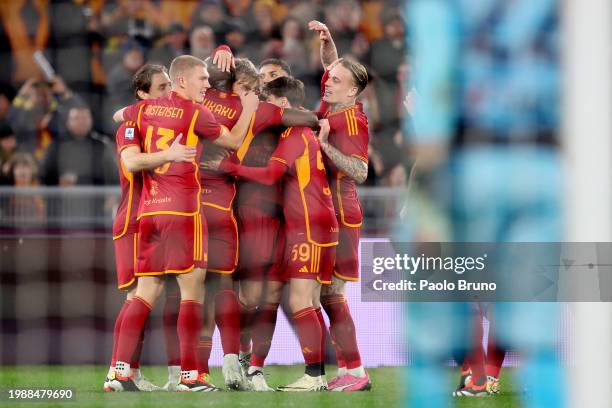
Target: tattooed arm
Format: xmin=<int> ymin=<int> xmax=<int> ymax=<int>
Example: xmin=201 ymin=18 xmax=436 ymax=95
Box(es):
xmin=318 ymin=119 xmax=368 ymax=184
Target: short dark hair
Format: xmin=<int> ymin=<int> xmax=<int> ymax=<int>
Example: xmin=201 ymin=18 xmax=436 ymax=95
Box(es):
xmin=132 ymin=64 xmax=168 ymax=98
xmin=259 ymin=58 xmax=292 ymax=77
xmin=340 ymin=58 xmax=368 ymax=95
xmin=264 ymin=76 xmax=304 ymax=107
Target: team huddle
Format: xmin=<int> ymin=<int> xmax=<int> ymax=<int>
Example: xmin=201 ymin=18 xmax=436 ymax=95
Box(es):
xmin=104 ymin=20 xmax=371 ymax=392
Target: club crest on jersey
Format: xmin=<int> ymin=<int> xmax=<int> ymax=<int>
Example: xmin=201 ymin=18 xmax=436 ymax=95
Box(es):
xmin=125 ymin=127 xmax=135 ymax=140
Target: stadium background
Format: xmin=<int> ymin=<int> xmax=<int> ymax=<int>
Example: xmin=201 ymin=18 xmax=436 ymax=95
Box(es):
xmin=0 ymin=0 xmax=411 ymax=368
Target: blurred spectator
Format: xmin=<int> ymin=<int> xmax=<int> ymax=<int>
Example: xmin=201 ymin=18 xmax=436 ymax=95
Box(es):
xmin=191 ymin=0 xmax=229 ymax=45
xmin=40 ymin=105 xmax=117 ymax=186
xmin=279 ymin=17 xmax=308 ymax=76
xmin=224 ymin=19 xmax=250 ymax=58
xmin=0 ymin=0 xmax=50 ymax=83
xmin=3 ymin=152 xmax=46 ymax=221
xmin=190 ymin=25 xmax=217 ymax=60
xmin=8 ymin=76 xmax=85 ymax=159
xmin=100 ymin=0 xmax=162 ymax=47
xmin=369 ymin=8 xmax=407 ymax=129
xmin=104 ymin=40 xmax=144 ymax=134
xmin=225 ymin=0 xmax=252 ymax=18
xmin=0 ymin=84 xmax=16 ymax=122
xmin=0 ymin=123 xmax=17 ymax=185
xmin=148 ymin=22 xmax=189 ymax=67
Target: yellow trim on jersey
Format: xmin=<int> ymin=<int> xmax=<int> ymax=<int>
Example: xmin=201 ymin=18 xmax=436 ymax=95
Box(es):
xmin=118 ymin=277 xmax=135 ymax=290
xmin=336 ymin=175 xmax=363 ymax=228
xmin=270 ymin=157 xmax=287 ymax=165
xmin=138 ymin=210 xmax=198 ymax=219
xmin=136 ymin=265 xmax=195 ymax=276
xmin=344 ymin=110 xmax=358 ymax=136
xmin=113 ymin=160 xmax=135 ymax=240
xmin=186 ymin=109 xmax=199 ymax=147
xmin=280 ymin=127 xmax=292 ymax=139
xmin=208 ymin=268 xmax=235 ymax=274
xmin=231 ymin=209 xmax=239 ymax=268
xmin=296 ymin=133 xmax=339 ymax=247
xmin=201 ymin=182 xmax=236 ymax=211
xmin=318 ymin=277 xmax=332 ymax=285
xmin=333 ymin=270 xmax=359 ymax=282
xmin=133 ymin=232 xmax=138 ymax=272
xmin=324 ymin=105 xmax=358 ymax=118
xmin=136 ymin=104 xmax=145 ymax=132
xmin=236 ymin=113 xmax=257 ymax=163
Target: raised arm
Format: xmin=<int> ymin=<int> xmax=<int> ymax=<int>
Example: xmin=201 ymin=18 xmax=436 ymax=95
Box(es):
xmin=308 ymin=20 xmax=339 ymax=70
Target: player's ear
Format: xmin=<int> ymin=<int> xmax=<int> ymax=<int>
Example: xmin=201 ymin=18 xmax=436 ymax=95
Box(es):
xmin=136 ymin=89 xmax=148 ymax=100
xmin=348 ymin=85 xmax=358 ymax=98
xmin=281 ymin=97 xmax=289 ymax=109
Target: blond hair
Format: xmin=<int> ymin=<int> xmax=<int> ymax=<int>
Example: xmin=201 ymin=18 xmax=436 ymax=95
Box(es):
xmin=169 ymin=55 xmax=206 ymax=83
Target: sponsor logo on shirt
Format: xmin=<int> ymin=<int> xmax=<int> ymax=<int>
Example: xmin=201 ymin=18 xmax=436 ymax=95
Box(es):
xmin=125 ymin=127 xmax=135 ymax=140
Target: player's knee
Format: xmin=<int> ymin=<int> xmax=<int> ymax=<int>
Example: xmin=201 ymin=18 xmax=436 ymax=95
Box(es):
xmin=135 ymin=276 xmax=164 ymax=304
xmin=321 ymin=276 xmax=346 ymax=297
xmin=240 ymin=280 xmax=264 ymax=307
xmin=264 ymin=283 xmax=283 ymax=304
xmin=289 ymin=291 xmax=312 ymax=312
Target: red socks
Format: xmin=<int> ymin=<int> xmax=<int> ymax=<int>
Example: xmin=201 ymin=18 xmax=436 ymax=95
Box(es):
xmin=131 ymin=329 xmax=144 ymax=369
xmin=116 ymin=297 xmax=152 ymax=364
xmin=214 ymin=289 xmax=241 ymax=355
xmin=250 ymin=303 xmax=279 ymax=367
xmin=466 ymin=313 xmax=486 ymax=385
xmin=293 ymin=307 xmax=323 ymax=366
xmin=314 ymin=307 xmax=327 ymax=360
xmin=163 ymin=292 xmax=181 ymax=366
xmin=177 ymin=300 xmax=202 ymax=372
xmin=322 ymin=295 xmax=362 ymax=369
xmin=486 ymin=331 xmax=506 ymax=378
xmin=197 ymin=336 xmax=213 ymax=375
xmin=240 ymin=304 xmax=257 ymax=353
xmin=111 ymin=300 xmax=131 ymax=366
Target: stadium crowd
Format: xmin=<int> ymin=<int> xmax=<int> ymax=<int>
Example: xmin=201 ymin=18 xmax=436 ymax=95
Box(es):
xmin=0 ymin=0 xmax=410 ymax=189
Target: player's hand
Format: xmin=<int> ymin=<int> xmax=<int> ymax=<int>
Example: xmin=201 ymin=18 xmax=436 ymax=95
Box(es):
xmin=166 ymin=133 xmax=197 ymax=163
xmin=240 ymin=91 xmax=259 ymax=113
xmin=201 ymin=157 xmax=223 ymax=171
xmin=212 ymin=49 xmax=235 ymax=73
xmin=308 ymin=20 xmax=332 ymax=42
xmin=317 ymin=119 xmax=330 ymax=145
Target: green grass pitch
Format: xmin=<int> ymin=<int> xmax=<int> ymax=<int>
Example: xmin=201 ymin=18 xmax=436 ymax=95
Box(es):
xmin=0 ymin=365 xmax=521 ymax=407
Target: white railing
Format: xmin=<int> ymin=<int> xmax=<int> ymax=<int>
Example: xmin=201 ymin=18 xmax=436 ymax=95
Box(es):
xmin=0 ymin=186 xmax=408 ymax=235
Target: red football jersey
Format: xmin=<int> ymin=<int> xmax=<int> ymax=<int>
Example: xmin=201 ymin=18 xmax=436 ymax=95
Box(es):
xmin=232 ymin=103 xmax=284 ymax=213
xmin=231 ymin=102 xmax=284 ymax=213
xmin=123 ymin=91 xmax=223 ymax=217
xmin=200 ymin=92 xmax=284 ymax=209
xmin=324 ymin=105 xmax=369 ymax=227
xmin=271 ymin=127 xmax=338 ymax=245
xmin=113 ymin=120 xmax=143 ymax=239
xmin=200 ymin=88 xmax=244 ymax=209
